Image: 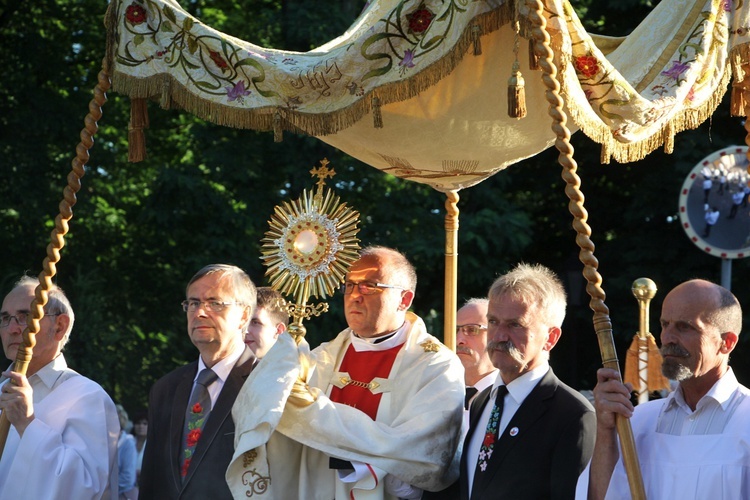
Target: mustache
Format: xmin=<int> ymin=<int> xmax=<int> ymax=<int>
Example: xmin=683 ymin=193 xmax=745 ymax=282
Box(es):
xmin=487 ymin=340 xmax=515 ymax=352
xmin=456 ymin=345 xmax=473 ymax=355
xmin=660 ymin=343 xmax=690 ymax=358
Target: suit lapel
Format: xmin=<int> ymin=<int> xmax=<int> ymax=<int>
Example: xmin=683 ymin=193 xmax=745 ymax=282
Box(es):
xmin=475 ymin=370 xmax=559 ymax=495
xmin=183 ymin=348 xmax=258 ymax=486
xmin=171 ymin=362 xmax=198 ymax=490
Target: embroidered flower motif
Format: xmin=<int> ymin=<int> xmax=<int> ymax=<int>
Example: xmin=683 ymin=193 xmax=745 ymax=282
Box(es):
xmin=407 ymin=7 xmax=434 ymax=34
xmin=209 ymin=50 xmax=229 ymax=71
xmin=226 ymin=81 xmax=251 ymax=103
xmin=661 ymin=60 xmax=690 ymax=82
xmin=723 ymin=0 xmax=732 ymax=12
xmin=181 ymin=457 xmax=191 ymax=477
xmin=125 ymin=3 xmax=147 ymax=25
xmin=186 ymin=428 xmax=202 ymax=447
xmin=574 ymin=55 xmax=599 ymax=79
xmin=398 ymin=49 xmax=416 ymax=75
xmin=482 ymin=432 xmax=495 ymax=447
xmin=192 ymin=403 xmax=203 ymax=414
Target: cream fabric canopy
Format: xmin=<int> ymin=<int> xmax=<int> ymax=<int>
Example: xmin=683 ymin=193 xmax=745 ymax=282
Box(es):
xmin=107 ymin=0 xmax=750 ymax=191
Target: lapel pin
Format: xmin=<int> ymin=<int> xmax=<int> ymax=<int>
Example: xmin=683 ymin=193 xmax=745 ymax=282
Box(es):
xmin=509 ymin=427 xmax=519 ymax=437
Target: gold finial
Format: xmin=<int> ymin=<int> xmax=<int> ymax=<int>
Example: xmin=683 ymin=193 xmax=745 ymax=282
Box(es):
xmin=631 ymin=278 xmax=657 ymax=302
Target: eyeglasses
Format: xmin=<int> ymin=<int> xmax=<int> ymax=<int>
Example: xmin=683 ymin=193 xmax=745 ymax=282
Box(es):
xmin=340 ymin=281 xmax=404 ymax=295
xmin=0 ymin=312 xmax=60 ymax=328
xmin=181 ymin=300 xmax=241 ymax=313
xmin=456 ymin=324 xmax=487 ymax=336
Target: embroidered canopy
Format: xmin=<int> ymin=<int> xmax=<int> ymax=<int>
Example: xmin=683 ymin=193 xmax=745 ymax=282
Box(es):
xmin=106 ymin=0 xmax=750 ymax=191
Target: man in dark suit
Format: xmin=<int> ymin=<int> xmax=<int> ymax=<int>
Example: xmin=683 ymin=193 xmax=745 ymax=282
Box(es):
xmin=139 ymin=264 xmax=258 ymax=499
xmin=460 ymin=263 xmax=595 ymax=500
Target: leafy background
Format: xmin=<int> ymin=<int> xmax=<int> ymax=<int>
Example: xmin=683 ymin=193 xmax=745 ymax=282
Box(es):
xmin=1 ymin=0 xmax=748 ymax=415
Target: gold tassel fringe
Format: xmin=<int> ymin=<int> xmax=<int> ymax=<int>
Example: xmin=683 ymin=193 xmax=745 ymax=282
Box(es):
xmin=472 ymin=25 xmax=482 ymax=56
xmin=273 ymin=111 xmax=283 ymax=143
xmin=507 ymin=63 xmax=526 ymax=119
xmin=372 ymin=96 xmax=383 ymax=129
xmin=128 ymin=98 xmax=148 ymax=162
xmin=160 ymin=77 xmax=172 ymax=110
xmin=528 ymin=38 xmax=539 ymax=70
xmin=731 ymin=86 xmax=747 ymax=117
xmin=623 ymin=334 xmax=670 ymax=395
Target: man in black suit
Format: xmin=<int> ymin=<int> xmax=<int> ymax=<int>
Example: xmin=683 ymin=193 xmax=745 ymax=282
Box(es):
xmin=461 ymin=263 xmax=595 ymax=500
xmin=139 ymin=264 xmax=258 ymax=499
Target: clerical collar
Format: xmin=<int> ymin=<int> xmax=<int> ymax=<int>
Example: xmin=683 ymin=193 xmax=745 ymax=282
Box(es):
xmin=349 ymin=321 xmax=409 ymax=351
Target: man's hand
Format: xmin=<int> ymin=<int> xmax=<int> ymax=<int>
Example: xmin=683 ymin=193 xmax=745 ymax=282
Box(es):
xmin=0 ymin=371 xmax=35 ymax=436
xmin=592 ymin=368 xmax=634 ymax=430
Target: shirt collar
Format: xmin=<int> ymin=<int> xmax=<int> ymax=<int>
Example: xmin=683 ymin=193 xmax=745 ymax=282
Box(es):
xmin=197 ymin=342 xmax=245 ymax=383
xmin=29 ymin=355 xmax=68 ymax=390
xmin=473 ymin=370 xmax=499 ymax=393
xmin=665 ymin=367 xmax=739 ymax=412
xmin=492 ymin=362 xmax=549 ymax=402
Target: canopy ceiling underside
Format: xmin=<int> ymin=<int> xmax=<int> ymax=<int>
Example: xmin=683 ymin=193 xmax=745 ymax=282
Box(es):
xmin=107 ymin=0 xmax=750 ymax=191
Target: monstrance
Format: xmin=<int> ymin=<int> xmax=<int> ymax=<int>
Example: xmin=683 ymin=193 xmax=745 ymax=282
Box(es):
xmin=260 ymin=158 xmax=361 ymax=343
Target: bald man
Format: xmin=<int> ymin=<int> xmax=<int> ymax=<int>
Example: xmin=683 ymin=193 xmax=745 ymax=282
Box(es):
xmin=578 ymin=279 xmax=750 ymax=499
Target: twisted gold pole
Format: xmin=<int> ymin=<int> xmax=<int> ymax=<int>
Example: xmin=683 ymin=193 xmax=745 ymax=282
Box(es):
xmin=525 ymin=1 xmax=645 ymax=497
xmin=0 ymin=60 xmax=111 ymax=458
xmin=443 ymin=190 xmax=459 ymax=351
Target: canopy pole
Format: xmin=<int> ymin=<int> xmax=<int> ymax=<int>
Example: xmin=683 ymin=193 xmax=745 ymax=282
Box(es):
xmin=443 ymin=190 xmax=459 ymax=351
xmin=0 ymin=60 xmax=111 ymax=458
xmin=527 ymin=1 xmax=646 ymax=498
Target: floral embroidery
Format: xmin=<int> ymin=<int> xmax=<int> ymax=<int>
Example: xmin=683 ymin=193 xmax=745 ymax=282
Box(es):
xmin=226 ymin=81 xmax=251 ymax=103
xmin=186 ymin=428 xmax=202 ymax=447
xmin=574 ymin=55 xmax=599 ymax=79
xmin=209 ymin=50 xmax=229 ymax=71
xmin=181 ymin=457 xmax=191 ymax=477
xmin=661 ymin=60 xmax=690 ymax=82
xmin=399 ymin=49 xmax=416 ymax=75
xmin=192 ymin=403 xmax=202 ymax=414
xmin=476 ymin=392 xmax=503 ymax=473
xmin=407 ymin=7 xmax=434 ymax=34
xmin=125 ymin=3 xmax=147 ymax=25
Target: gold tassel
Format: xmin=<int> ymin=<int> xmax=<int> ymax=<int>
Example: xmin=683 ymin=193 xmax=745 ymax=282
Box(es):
xmin=472 ymin=25 xmax=482 ymax=56
xmin=731 ymin=86 xmax=746 ymax=117
xmin=645 ymin=334 xmax=669 ymax=392
xmin=624 ymin=334 xmax=670 ymax=396
xmin=663 ymin=121 xmax=674 ymax=155
xmin=623 ymin=335 xmax=640 ymax=389
xmin=507 ymin=60 xmax=526 ymax=119
xmin=160 ymin=77 xmax=172 ymax=110
xmin=372 ymin=96 xmax=383 ymax=129
xmin=600 ymin=141 xmax=612 ymax=164
xmin=273 ymin=111 xmax=283 ymax=143
xmin=528 ymin=38 xmax=539 ymax=70
xmin=128 ymin=98 xmax=149 ymax=163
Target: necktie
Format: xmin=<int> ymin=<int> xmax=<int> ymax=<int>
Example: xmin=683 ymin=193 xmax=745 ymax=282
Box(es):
xmin=464 ymin=386 xmax=479 ymax=410
xmin=181 ymin=368 xmax=218 ymax=480
xmin=475 ymin=385 xmax=508 ymax=473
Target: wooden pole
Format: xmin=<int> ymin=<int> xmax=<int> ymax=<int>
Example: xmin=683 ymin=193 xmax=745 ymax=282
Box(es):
xmin=443 ymin=190 xmax=459 ymax=351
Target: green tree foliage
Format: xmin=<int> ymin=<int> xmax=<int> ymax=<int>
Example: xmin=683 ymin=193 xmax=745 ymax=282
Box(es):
xmin=1 ymin=0 xmax=748 ymax=415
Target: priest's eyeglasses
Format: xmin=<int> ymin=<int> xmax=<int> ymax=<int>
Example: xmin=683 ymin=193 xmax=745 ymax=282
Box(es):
xmin=0 ymin=312 xmax=60 ymax=328
xmin=456 ymin=324 xmax=487 ymax=336
xmin=182 ymin=300 xmax=241 ymax=313
xmin=341 ymin=281 xmax=404 ymax=295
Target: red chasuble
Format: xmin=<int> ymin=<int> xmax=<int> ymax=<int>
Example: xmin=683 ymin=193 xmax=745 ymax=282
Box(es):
xmin=330 ymin=343 xmax=403 ymax=420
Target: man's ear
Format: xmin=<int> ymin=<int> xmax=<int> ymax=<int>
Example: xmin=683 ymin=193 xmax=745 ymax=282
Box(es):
xmin=53 ymin=314 xmax=71 ymax=341
xmin=399 ymin=290 xmax=415 ymax=311
xmin=544 ymin=326 xmax=561 ymax=351
xmin=275 ymin=323 xmax=287 ymax=337
xmin=721 ymin=331 xmax=739 ymax=353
